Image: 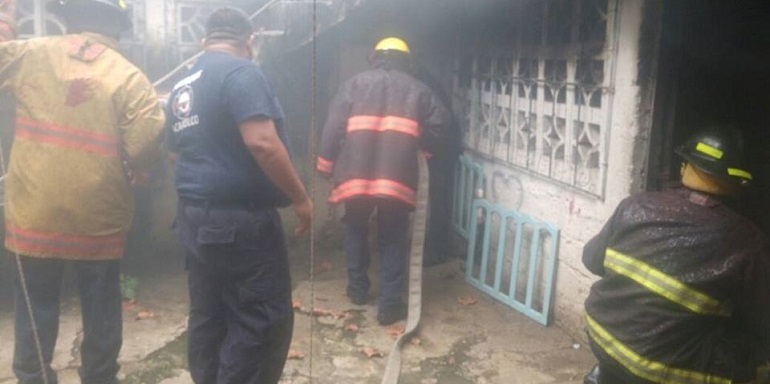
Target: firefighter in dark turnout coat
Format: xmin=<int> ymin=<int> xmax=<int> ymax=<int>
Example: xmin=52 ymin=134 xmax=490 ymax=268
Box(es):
xmin=582 ymin=128 xmax=770 ymax=384
xmin=316 ymin=37 xmax=450 ymax=325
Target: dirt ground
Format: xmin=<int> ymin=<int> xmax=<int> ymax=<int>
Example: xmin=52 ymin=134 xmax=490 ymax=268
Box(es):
xmin=0 ymin=179 xmax=596 ymax=384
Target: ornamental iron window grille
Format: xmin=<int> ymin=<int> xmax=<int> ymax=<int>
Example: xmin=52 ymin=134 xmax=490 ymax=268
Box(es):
xmin=452 ymin=0 xmax=616 ymax=198
xmin=16 ymin=0 xmax=64 ymax=38
xmin=176 ymin=1 xmax=217 ymax=61
xmin=15 ymin=0 xmax=147 ymax=67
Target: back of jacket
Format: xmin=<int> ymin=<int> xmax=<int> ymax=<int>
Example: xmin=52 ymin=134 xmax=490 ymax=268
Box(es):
xmin=316 ymin=67 xmax=449 ymax=208
xmin=583 ymin=187 xmax=770 ymax=383
xmin=0 ymin=33 xmax=165 ymax=260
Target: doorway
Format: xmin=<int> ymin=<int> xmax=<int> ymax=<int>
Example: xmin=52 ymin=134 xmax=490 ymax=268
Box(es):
xmin=648 ymin=0 xmax=770 ymax=232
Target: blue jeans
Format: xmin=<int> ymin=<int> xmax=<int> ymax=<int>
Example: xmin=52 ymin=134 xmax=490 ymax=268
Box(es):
xmin=12 ymin=256 xmax=122 ymax=384
xmin=343 ymin=198 xmax=410 ymax=312
xmin=174 ymin=201 xmax=293 ymax=384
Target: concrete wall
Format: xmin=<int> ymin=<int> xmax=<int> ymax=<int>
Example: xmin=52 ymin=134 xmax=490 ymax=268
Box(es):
xmin=467 ymin=0 xmax=654 ymax=338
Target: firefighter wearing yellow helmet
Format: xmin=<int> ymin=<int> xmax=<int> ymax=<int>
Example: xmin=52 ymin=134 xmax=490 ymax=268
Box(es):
xmin=374 ymin=37 xmax=411 ymax=54
xmin=581 ymin=127 xmax=770 ymax=383
xmin=317 ymin=37 xmax=452 ymax=325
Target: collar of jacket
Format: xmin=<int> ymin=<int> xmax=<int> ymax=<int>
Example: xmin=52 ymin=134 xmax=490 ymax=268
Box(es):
xmin=76 ymin=32 xmax=118 ymax=51
xmin=64 ymin=32 xmax=118 ymax=62
xmin=683 ymin=188 xmax=720 ymax=207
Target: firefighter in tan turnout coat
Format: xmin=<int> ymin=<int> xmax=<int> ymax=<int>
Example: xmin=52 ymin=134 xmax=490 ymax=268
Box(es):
xmin=0 ymin=0 xmax=165 ymax=382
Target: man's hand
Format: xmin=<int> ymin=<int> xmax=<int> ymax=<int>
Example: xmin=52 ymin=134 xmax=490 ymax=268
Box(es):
xmin=293 ymin=197 xmax=313 ymax=235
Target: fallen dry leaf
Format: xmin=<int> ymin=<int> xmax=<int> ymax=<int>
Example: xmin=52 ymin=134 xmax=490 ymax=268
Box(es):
xmin=457 ymin=295 xmax=478 ymax=306
xmin=448 ymin=355 xmax=457 ymax=365
xmin=409 ymin=337 xmax=422 ymax=346
xmin=287 ymin=349 xmax=305 ymax=360
xmin=312 ymin=308 xmax=340 ymax=318
xmin=135 ymin=311 xmax=156 ymax=321
xmin=292 ymin=299 xmax=302 ymax=310
xmin=385 ymin=325 xmax=405 ymax=338
xmin=314 ymin=260 xmax=333 ymax=273
xmin=344 ymin=324 xmax=359 ymax=332
xmin=361 ymin=347 xmax=384 ymax=358
xmin=122 ymin=300 xmax=137 ymax=311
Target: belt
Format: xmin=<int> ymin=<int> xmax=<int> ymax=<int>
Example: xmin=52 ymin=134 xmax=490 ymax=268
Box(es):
xmin=179 ymin=197 xmax=273 ymax=210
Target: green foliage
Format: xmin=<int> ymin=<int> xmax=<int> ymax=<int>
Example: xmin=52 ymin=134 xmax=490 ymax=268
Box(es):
xmin=120 ymin=274 xmax=139 ymax=301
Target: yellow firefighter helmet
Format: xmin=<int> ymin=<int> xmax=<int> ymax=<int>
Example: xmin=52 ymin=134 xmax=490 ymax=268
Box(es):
xmin=374 ymin=37 xmax=410 ymax=54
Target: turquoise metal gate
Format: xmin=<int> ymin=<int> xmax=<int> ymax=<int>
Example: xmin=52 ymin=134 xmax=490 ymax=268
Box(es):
xmin=452 ymin=154 xmax=485 ymax=240
xmin=465 ymin=199 xmax=560 ymax=326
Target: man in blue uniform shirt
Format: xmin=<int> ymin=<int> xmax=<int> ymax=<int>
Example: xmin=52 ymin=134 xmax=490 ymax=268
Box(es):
xmin=165 ymin=7 xmax=312 ymax=384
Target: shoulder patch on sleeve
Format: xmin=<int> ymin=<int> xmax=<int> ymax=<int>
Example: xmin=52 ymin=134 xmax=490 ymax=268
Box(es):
xmin=66 ymin=37 xmax=107 ymax=62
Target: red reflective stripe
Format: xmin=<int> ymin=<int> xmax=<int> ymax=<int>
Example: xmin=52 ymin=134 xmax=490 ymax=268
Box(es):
xmin=6 ymin=224 xmax=125 ymax=257
xmin=347 ymin=115 xmax=420 ymax=137
xmin=6 ymin=238 xmax=124 ymax=257
xmin=329 ymin=179 xmax=416 ymax=206
xmin=17 ymin=117 xmax=118 ymax=144
xmin=16 ymin=129 xmax=119 ymax=157
xmin=7 ymin=224 xmax=125 ymax=245
xmin=316 ymin=157 xmax=334 ymax=173
xmin=16 ymin=118 xmax=119 ymax=157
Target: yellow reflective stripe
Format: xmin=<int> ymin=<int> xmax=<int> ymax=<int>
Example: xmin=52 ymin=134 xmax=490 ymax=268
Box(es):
xmin=586 ymin=315 xmax=732 ymax=384
xmin=605 ymin=249 xmax=729 ymax=316
xmin=696 ymin=142 xmax=723 ymax=159
xmin=727 ymin=168 xmax=752 ymax=180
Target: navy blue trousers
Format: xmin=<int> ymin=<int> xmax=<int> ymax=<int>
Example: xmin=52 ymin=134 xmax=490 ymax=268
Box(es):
xmin=343 ymin=198 xmax=410 ymax=312
xmin=174 ymin=201 xmax=293 ymax=384
xmin=12 ymin=256 xmax=122 ymax=384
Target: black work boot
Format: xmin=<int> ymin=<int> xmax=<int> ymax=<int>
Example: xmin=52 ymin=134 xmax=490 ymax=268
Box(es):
xmin=377 ymin=304 xmax=407 ymax=326
xmin=346 ymin=287 xmax=369 ymax=306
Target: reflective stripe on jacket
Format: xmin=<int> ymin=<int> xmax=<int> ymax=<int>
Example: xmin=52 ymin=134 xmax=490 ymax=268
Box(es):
xmin=583 ymin=187 xmax=770 ymax=383
xmin=316 ymin=67 xmax=450 ymax=208
xmin=0 ymin=33 xmax=165 ymax=259
xmin=586 ymin=315 xmax=731 ymax=384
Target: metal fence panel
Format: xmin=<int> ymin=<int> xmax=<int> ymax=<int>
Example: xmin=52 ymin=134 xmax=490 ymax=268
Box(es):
xmin=452 ymin=154 xmax=485 ymax=240
xmin=465 ymin=199 xmax=559 ymax=326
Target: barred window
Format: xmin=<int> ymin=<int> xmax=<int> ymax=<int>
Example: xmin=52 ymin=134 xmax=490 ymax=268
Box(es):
xmin=177 ymin=2 xmax=217 ymax=61
xmin=16 ymin=0 xmax=65 ymax=38
xmin=453 ymin=0 xmax=615 ymax=197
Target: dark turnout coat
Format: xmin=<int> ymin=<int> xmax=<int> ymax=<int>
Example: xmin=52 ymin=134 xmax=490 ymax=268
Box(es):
xmin=316 ymin=66 xmax=450 ymax=208
xmin=583 ymin=187 xmax=770 ymax=383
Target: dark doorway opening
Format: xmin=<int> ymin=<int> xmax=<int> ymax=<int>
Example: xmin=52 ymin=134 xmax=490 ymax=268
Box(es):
xmin=648 ymin=0 xmax=770 ymax=232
